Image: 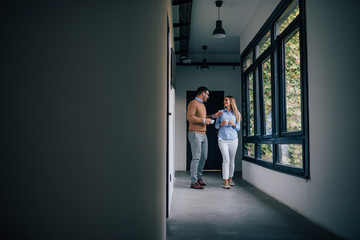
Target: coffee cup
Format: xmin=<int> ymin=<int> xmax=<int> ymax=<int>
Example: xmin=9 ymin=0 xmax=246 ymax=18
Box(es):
xmin=210 ymin=119 xmax=215 ymax=124
xmin=225 ymin=120 xmax=229 ymax=125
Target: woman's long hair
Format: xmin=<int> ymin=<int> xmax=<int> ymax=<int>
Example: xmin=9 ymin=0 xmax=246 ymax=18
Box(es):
xmin=226 ymin=95 xmax=241 ymax=123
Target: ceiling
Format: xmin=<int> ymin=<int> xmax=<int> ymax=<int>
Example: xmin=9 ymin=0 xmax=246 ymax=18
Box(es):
xmin=172 ymin=0 xmax=263 ymax=66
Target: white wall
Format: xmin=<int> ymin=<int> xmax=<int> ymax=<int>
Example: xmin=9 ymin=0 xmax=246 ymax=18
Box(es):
xmin=0 ymin=0 xmax=170 ymax=239
xmin=241 ymin=1 xmax=360 ymax=239
xmin=168 ymin=84 xmax=176 ymax=211
xmin=167 ymin=10 xmax=176 ymax=213
xmin=175 ymin=66 xmax=242 ymax=171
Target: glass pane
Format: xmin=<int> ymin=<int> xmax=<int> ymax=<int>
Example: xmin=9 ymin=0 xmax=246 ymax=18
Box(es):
xmin=262 ymin=57 xmax=272 ymax=135
xmin=285 ymin=30 xmax=301 ymax=132
xmin=248 ymin=73 xmax=255 ymax=136
xmin=255 ymin=67 xmax=261 ymax=136
xmin=243 ymin=51 xmax=253 ymax=71
xmin=257 ymin=30 xmax=271 ymax=57
xmin=260 ymin=144 xmax=273 ymax=162
xmin=279 ymin=144 xmax=303 ymax=168
xmin=244 ymin=143 xmax=255 ymax=158
xmin=275 ymin=0 xmax=299 ymax=37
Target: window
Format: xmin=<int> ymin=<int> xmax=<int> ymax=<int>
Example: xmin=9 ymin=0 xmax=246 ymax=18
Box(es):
xmin=275 ymin=0 xmax=300 ymax=37
xmin=278 ymin=143 xmax=303 ymax=168
xmin=260 ymin=143 xmax=273 ymax=162
xmin=284 ymin=30 xmax=301 ymax=133
xmin=241 ymin=0 xmax=309 ymax=178
xmin=242 ymin=51 xmax=253 ymax=72
xmin=244 ymin=143 xmax=255 ymax=158
xmin=262 ymin=57 xmax=272 ymax=135
xmin=256 ymin=30 xmax=271 ymax=57
xmin=248 ymin=73 xmax=255 ymax=136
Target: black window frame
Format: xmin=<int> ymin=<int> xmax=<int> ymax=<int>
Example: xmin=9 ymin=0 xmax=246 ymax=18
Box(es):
xmin=241 ymin=0 xmax=309 ymax=178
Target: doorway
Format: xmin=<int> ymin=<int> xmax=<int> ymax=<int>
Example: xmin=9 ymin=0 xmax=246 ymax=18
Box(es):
xmin=186 ymin=91 xmax=224 ymax=170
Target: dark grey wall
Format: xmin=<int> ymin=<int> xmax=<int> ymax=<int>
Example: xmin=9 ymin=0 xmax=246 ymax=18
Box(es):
xmin=1 ymin=1 xmax=167 ymax=239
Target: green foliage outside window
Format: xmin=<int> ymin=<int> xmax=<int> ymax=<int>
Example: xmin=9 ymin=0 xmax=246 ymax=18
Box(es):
xmin=285 ymin=31 xmax=301 ymax=132
xmin=243 ymin=51 xmax=253 ymax=72
xmin=280 ymin=144 xmax=303 ymax=168
xmin=258 ymin=31 xmax=271 ymax=56
xmin=245 ymin=143 xmax=255 ymax=158
xmin=261 ymin=144 xmax=273 ymax=162
xmin=276 ymin=1 xmax=299 ymax=35
xmin=263 ymin=58 xmax=272 ymax=134
xmin=249 ymin=73 xmax=255 ymax=135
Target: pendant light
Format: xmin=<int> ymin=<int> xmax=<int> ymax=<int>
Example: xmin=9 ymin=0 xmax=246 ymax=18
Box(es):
xmin=212 ymin=0 xmax=226 ymax=38
xmin=200 ymin=45 xmax=209 ymax=69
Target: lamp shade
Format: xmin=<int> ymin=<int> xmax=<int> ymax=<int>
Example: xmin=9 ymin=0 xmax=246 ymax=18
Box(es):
xmin=213 ymin=20 xmax=226 ymax=38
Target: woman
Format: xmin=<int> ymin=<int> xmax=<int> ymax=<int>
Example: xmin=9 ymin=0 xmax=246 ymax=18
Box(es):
xmin=215 ymin=96 xmax=241 ymax=189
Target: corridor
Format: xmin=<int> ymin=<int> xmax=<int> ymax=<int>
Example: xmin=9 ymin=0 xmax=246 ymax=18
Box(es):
xmin=166 ymin=171 xmax=342 ymax=240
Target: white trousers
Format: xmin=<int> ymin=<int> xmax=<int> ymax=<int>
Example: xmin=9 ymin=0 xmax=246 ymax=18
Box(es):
xmin=218 ymin=138 xmax=238 ymax=180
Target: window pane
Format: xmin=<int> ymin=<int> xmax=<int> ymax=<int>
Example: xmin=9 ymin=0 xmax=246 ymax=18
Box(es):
xmin=242 ymin=97 xmax=247 ymax=136
xmin=244 ymin=143 xmax=255 ymax=158
xmin=275 ymin=0 xmax=299 ymax=37
xmin=278 ymin=144 xmax=303 ymax=168
xmin=260 ymin=144 xmax=273 ymax=162
xmin=243 ymin=51 xmax=253 ymax=71
xmin=255 ymin=68 xmax=260 ymax=135
xmin=248 ymin=73 xmax=255 ymax=136
xmin=263 ymin=57 xmax=272 ymax=135
xmin=257 ymin=30 xmax=271 ymax=57
xmin=285 ymin=30 xmax=301 ymax=132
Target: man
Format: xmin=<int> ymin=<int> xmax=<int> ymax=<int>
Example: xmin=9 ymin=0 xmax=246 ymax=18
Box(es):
xmin=187 ymin=86 xmax=223 ymax=190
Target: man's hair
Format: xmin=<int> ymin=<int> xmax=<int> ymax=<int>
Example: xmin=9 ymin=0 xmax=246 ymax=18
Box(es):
xmin=196 ymin=86 xmax=209 ymax=96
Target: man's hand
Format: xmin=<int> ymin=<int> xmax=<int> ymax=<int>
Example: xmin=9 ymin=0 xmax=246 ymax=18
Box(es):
xmin=205 ymin=118 xmax=213 ymax=125
xmin=213 ymin=111 xmax=223 ymax=118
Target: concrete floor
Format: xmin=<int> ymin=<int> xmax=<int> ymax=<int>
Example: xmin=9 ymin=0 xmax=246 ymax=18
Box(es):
xmin=167 ymin=171 xmax=343 ymax=240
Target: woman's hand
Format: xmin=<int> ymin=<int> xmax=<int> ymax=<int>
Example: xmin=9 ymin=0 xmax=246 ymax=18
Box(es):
xmin=228 ymin=120 xmax=236 ymax=127
xmin=220 ymin=120 xmax=226 ymax=127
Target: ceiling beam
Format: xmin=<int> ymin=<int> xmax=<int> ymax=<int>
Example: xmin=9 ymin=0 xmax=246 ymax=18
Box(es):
xmin=174 ymin=36 xmax=189 ymax=41
xmin=173 ymin=22 xmax=190 ymax=28
xmin=172 ymin=0 xmax=192 ymax=6
xmin=177 ymin=62 xmax=241 ymax=70
xmin=177 ymin=62 xmax=241 ymax=68
xmin=175 ymin=50 xmax=188 ymax=55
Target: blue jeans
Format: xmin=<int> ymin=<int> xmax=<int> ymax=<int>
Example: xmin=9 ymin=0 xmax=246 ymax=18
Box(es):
xmin=188 ymin=132 xmax=208 ymax=184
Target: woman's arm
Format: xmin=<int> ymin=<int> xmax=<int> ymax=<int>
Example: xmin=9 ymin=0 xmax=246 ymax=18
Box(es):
xmin=233 ymin=113 xmax=241 ymax=132
xmin=214 ymin=111 xmax=223 ymax=129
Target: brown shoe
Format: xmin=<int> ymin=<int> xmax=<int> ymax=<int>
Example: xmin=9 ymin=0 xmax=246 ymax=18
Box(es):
xmin=197 ymin=178 xmax=206 ymax=186
xmin=190 ymin=182 xmax=204 ymax=190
